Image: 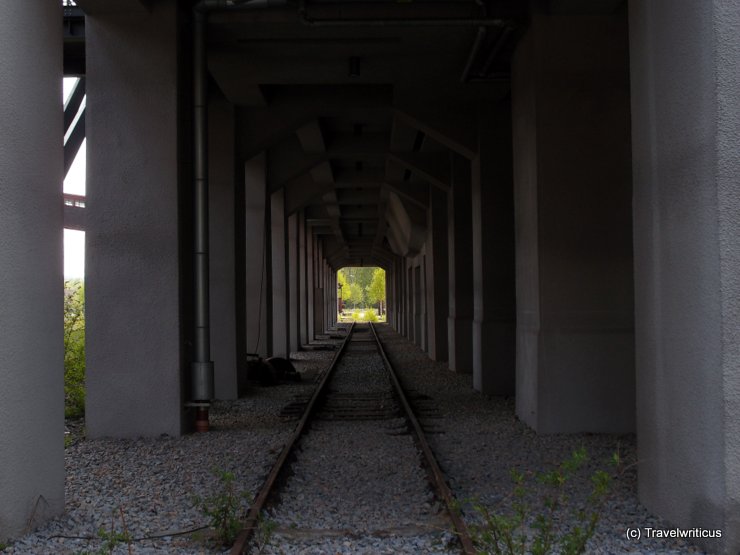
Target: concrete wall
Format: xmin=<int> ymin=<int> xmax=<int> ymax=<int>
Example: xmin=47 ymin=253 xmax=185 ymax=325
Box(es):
xmin=511 ymin=11 xmax=635 ymax=433
xmin=0 ymin=1 xmax=65 ymax=540
xmin=209 ymin=95 xmax=237 ymax=399
xmin=629 ymin=1 xmax=740 ymax=552
xmin=85 ymin=0 xmax=184 ymax=437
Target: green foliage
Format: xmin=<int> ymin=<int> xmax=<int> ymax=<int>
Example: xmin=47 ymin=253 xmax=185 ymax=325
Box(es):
xmin=96 ymin=525 xmax=132 ymax=555
xmin=467 ymin=448 xmax=612 ymax=555
xmin=193 ymin=469 xmax=250 ymax=546
xmin=337 ymin=266 xmax=382 ymax=309
xmin=254 ymin=514 xmax=277 ymax=554
xmin=64 ymin=279 xmax=85 ymax=419
xmin=366 ymin=268 xmax=386 ymax=307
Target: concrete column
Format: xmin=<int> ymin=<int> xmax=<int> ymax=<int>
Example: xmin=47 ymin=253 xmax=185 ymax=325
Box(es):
xmin=288 ymin=213 xmax=299 ymax=353
xmin=306 ymin=223 xmax=315 ymax=341
xmin=298 ymin=211 xmax=308 ymax=345
xmin=270 ymin=189 xmax=288 ymax=357
xmin=0 ymin=1 xmax=64 ymax=540
xmin=629 ymin=2 xmax=740 ymax=552
xmin=511 ymin=11 xmax=634 ymax=432
xmin=313 ymin=236 xmax=324 ymax=334
xmin=413 ymin=262 xmax=423 ymax=347
xmin=244 ymin=154 xmax=269 ymax=357
xmin=471 ymin=102 xmax=516 ymax=396
xmin=209 ymin=94 xmax=237 ymax=399
xmin=407 ymin=263 xmax=414 ymax=340
xmin=86 ymin=1 xmax=184 ymax=437
xmin=447 ymin=153 xmax=474 ymax=373
xmin=425 ymin=188 xmax=449 ymax=361
xmin=326 ymin=263 xmax=334 ymax=329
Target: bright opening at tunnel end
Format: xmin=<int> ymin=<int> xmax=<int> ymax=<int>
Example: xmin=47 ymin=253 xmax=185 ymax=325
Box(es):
xmin=337 ymin=267 xmax=386 ymax=323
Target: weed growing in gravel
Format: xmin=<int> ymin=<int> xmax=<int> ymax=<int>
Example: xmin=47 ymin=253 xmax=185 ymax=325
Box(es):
xmin=74 ymin=508 xmax=133 ymax=555
xmin=465 ymin=447 xmax=617 ymax=555
xmin=253 ymin=513 xmax=277 ymax=554
xmin=193 ymin=468 xmax=250 ymax=546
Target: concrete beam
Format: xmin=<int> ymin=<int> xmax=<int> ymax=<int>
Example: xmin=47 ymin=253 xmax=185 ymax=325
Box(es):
xmin=75 ymin=0 xmax=150 ymax=15
xmin=387 ymin=151 xmax=451 ymax=191
xmin=237 ymin=85 xmax=393 ymax=159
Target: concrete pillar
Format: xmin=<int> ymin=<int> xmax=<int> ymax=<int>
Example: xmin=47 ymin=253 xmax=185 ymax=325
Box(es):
xmin=324 ymin=262 xmax=336 ymax=329
xmin=447 ymin=153 xmax=474 ymax=373
xmin=0 ymin=1 xmax=64 ymax=540
xmin=407 ymin=263 xmax=413 ymax=340
xmin=313 ymin=236 xmax=324 ymax=334
xmin=425 ymin=188 xmax=449 ymax=361
xmin=471 ymin=102 xmax=516 ymax=396
xmin=86 ymin=0 xmax=184 ymax=437
xmin=629 ymin=2 xmax=740 ymax=552
xmin=270 ymin=189 xmax=288 ymax=357
xmin=413 ymin=262 xmax=423 ymax=347
xmin=244 ymin=154 xmax=269 ymax=357
xmin=306 ymin=223 xmax=315 ymax=341
xmin=298 ymin=211 xmax=308 ymax=345
xmin=511 ymin=11 xmax=634 ymax=432
xmin=288 ymin=213 xmax=300 ymax=353
xmin=209 ymin=94 xmax=237 ymax=399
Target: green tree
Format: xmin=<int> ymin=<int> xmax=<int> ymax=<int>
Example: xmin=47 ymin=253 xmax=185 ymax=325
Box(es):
xmin=64 ymin=279 xmax=85 ymax=419
xmin=348 ymin=282 xmax=364 ymax=308
xmin=367 ymin=268 xmax=386 ymax=313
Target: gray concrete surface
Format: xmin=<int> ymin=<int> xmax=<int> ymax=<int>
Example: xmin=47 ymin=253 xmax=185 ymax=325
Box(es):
xmin=0 ymin=1 xmax=65 ymax=541
xmin=629 ymin=1 xmax=740 ymax=552
xmin=85 ymin=0 xmax=184 ymax=438
xmin=511 ymin=11 xmax=635 ymax=433
xmin=472 ymin=102 xmax=516 ymax=395
xmin=209 ymin=94 xmax=238 ymax=400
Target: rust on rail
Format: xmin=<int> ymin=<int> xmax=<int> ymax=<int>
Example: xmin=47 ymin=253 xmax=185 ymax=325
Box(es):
xmin=370 ymin=323 xmax=477 ymax=555
xmin=229 ymin=322 xmax=355 ymax=555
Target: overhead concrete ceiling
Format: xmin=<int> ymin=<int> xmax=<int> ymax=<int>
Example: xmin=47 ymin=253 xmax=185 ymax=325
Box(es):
xmin=205 ymin=0 xmax=527 ymax=268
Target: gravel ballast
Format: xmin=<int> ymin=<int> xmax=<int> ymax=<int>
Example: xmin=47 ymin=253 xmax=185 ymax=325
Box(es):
xmin=3 ymin=349 xmax=337 ymax=555
xmin=3 ymin=324 xmax=713 ymax=554
xmin=374 ymin=324 xmax=710 ymax=555
xmin=257 ymin=326 xmax=457 ymax=554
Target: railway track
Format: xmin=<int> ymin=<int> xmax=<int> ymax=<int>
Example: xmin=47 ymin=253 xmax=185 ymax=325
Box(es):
xmin=230 ymin=322 xmax=474 ymax=555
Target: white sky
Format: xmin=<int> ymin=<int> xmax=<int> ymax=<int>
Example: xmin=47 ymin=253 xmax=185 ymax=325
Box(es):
xmin=63 ymin=77 xmax=86 ymax=279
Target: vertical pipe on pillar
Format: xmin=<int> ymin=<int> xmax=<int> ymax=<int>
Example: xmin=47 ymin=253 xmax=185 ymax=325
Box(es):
xmin=192 ymin=11 xmax=214 ymax=429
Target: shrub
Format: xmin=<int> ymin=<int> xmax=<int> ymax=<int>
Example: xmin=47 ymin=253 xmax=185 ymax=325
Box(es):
xmin=466 ymin=447 xmax=613 ymax=555
xmin=193 ymin=469 xmax=250 ymax=546
xmin=64 ymin=280 xmax=85 ymax=419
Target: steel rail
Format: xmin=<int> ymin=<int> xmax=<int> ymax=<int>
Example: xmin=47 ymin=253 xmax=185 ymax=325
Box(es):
xmin=370 ymin=323 xmax=476 ymax=555
xmin=229 ymin=322 xmax=355 ymax=555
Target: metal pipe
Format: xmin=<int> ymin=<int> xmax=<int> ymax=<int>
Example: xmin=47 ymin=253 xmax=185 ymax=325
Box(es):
xmin=299 ymin=0 xmax=506 ymax=27
xmin=460 ymin=26 xmax=486 ymax=83
xmin=191 ymin=10 xmax=215 ymax=410
xmin=301 ymin=15 xmax=507 ymax=26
